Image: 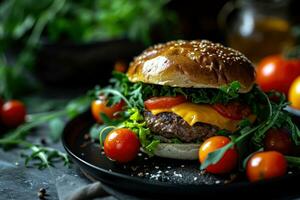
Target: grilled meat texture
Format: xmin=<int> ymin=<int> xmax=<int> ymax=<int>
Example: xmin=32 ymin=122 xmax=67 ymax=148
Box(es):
xmin=144 ymin=110 xmax=218 ymax=143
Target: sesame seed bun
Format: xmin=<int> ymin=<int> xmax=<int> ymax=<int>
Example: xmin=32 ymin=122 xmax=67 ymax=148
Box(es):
xmin=127 ymin=40 xmax=255 ymax=93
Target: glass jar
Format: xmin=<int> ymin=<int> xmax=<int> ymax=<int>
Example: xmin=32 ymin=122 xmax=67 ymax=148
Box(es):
xmin=219 ymin=0 xmax=294 ymax=63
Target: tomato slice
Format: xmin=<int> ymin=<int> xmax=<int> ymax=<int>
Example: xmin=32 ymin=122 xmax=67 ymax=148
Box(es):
xmin=212 ymin=102 xmax=251 ymax=120
xmin=144 ymin=96 xmax=187 ymax=110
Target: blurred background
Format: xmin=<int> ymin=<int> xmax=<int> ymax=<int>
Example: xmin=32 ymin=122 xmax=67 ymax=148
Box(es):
xmin=1 ymin=0 xmax=300 ymax=99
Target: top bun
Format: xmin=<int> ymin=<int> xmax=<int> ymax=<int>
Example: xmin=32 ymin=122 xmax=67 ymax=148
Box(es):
xmin=127 ymin=40 xmax=255 ymax=93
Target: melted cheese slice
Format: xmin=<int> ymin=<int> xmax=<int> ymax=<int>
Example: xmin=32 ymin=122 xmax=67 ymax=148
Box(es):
xmin=150 ymin=103 xmax=256 ymax=132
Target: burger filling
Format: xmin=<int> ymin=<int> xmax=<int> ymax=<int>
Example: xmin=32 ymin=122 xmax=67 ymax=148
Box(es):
xmin=144 ymin=110 xmax=217 ymax=143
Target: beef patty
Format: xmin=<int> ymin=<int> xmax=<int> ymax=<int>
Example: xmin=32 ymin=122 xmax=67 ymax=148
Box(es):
xmin=144 ymin=110 xmax=218 ymax=143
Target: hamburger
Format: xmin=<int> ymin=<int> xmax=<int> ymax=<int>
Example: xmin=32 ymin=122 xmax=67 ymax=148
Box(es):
xmin=97 ymin=40 xmax=258 ymax=160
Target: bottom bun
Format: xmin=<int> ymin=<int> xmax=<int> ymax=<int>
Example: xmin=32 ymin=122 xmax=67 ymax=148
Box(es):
xmin=148 ymin=143 xmax=201 ymax=160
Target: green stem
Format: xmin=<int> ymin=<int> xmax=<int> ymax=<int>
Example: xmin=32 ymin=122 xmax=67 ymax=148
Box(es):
xmin=285 ymin=156 xmax=300 ymax=167
xmin=27 ymin=0 xmax=65 ymax=47
xmin=0 ymin=110 xmax=66 ymax=146
xmin=99 ymin=88 xmax=132 ymax=107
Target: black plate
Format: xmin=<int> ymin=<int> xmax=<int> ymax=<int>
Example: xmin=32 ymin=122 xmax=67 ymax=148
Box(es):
xmin=62 ymin=111 xmax=300 ymax=199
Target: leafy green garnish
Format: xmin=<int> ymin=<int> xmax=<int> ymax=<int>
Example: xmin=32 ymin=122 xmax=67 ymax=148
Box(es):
xmin=22 ymin=144 xmax=70 ymax=169
xmin=96 ymin=72 xmax=243 ymax=110
xmin=120 ymin=108 xmax=160 ymax=154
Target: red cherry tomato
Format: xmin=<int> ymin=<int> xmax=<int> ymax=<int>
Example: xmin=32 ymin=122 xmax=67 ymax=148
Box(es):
xmin=199 ymin=136 xmax=238 ymax=174
xmin=212 ymin=102 xmax=251 ymax=120
xmin=114 ymin=61 xmax=127 ymax=73
xmin=144 ymin=96 xmax=187 ymax=110
xmin=91 ymin=97 xmax=124 ymax=123
xmin=104 ymin=128 xmax=140 ymax=163
xmin=264 ymin=129 xmax=292 ymax=155
xmin=256 ymin=55 xmax=300 ymax=95
xmin=246 ymin=151 xmax=287 ymax=182
xmin=1 ymin=100 xmax=26 ymax=127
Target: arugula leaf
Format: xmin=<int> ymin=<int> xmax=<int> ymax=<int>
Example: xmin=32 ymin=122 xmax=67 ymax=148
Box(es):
xmin=120 ymin=108 xmax=160 ymax=155
xmin=200 ymin=142 xmax=233 ymax=170
xmin=145 ymin=140 xmax=160 ymax=153
xmin=220 ymin=81 xmax=241 ymax=98
xmin=22 ymin=144 xmax=70 ymax=169
xmin=96 ymin=72 xmax=243 ymax=110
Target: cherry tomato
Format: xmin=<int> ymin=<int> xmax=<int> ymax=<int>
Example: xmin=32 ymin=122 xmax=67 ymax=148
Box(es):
xmin=0 ymin=100 xmax=26 ymax=127
xmin=212 ymin=102 xmax=251 ymax=120
xmin=114 ymin=61 xmax=127 ymax=73
xmin=256 ymin=55 xmax=300 ymax=95
xmin=144 ymin=96 xmax=187 ymax=110
xmin=246 ymin=151 xmax=287 ymax=182
xmin=104 ymin=128 xmax=140 ymax=163
xmin=264 ymin=128 xmax=292 ymax=155
xmin=288 ymin=76 xmax=300 ymax=109
xmin=199 ymin=136 xmax=238 ymax=174
xmin=91 ymin=97 xmax=124 ymax=123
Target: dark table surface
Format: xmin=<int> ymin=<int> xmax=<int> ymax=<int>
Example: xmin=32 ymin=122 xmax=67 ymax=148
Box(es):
xmin=0 ymin=134 xmax=122 ymax=200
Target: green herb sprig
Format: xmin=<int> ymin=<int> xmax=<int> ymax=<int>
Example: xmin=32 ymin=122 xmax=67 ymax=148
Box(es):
xmin=23 ymin=144 xmax=70 ymax=169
